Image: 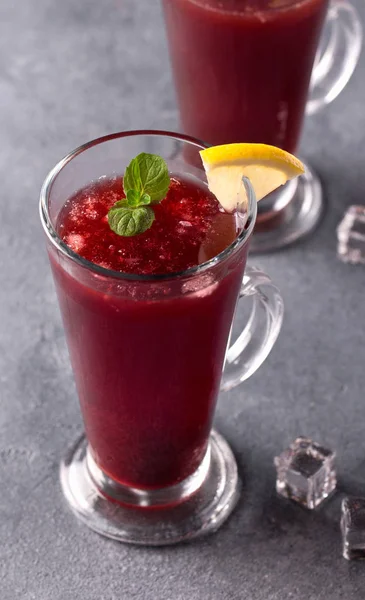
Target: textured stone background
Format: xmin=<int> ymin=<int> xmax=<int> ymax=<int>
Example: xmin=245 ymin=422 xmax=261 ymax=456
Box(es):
xmin=1 ymin=0 xmax=365 ymax=598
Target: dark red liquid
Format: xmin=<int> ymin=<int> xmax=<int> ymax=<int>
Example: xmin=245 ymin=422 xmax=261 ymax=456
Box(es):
xmin=58 ymin=176 xmax=237 ymax=274
xmin=50 ymin=176 xmax=249 ymax=489
xmin=162 ymin=0 xmax=328 ymax=152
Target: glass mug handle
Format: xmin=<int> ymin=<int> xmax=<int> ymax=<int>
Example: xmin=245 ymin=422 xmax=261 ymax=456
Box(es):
xmin=306 ymin=0 xmax=363 ymax=115
xmin=220 ymin=266 xmax=284 ymax=392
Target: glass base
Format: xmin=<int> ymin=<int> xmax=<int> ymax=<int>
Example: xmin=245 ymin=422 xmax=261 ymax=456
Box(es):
xmin=250 ymin=160 xmax=324 ymax=253
xmin=60 ymin=430 xmax=240 ymax=546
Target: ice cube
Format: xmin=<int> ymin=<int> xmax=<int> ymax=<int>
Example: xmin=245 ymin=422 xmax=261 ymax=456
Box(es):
xmin=182 ymin=274 xmax=218 ymax=298
xmin=66 ymin=233 xmax=85 ymax=252
xmin=84 ymin=208 xmax=99 ymax=220
xmin=274 ymin=437 xmax=337 ymax=509
xmin=337 ymin=205 xmax=365 ymax=264
xmin=341 ymin=497 xmax=365 ymax=560
xmin=176 ymin=220 xmax=193 ymax=235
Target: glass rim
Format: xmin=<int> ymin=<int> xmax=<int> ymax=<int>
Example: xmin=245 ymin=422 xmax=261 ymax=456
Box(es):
xmin=39 ymin=129 xmax=257 ymax=282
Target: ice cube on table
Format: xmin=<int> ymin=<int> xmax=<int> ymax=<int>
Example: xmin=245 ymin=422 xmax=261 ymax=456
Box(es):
xmin=337 ymin=205 xmax=365 ymax=265
xmin=274 ymin=437 xmax=337 ymax=509
xmin=341 ymin=497 xmax=365 ymax=560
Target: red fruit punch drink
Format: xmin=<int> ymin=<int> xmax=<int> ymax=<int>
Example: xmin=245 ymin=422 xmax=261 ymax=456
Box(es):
xmin=162 ymin=0 xmax=328 ymax=152
xmin=51 ymin=173 xmax=247 ymax=490
xmin=41 ymin=132 xmax=286 ymax=544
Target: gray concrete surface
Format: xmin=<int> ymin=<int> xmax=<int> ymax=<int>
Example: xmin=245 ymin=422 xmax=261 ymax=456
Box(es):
xmin=1 ymin=0 xmax=365 ymax=598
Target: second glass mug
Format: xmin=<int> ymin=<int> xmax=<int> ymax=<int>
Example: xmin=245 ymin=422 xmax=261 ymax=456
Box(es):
xmin=40 ymin=131 xmax=283 ymax=545
xmin=161 ymin=0 xmax=363 ymax=252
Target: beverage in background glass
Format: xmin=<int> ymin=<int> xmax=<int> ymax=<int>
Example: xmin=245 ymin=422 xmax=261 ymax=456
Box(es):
xmin=161 ymin=0 xmax=362 ymax=251
xmin=162 ymin=0 xmax=328 ymax=152
xmin=40 ymin=131 xmax=284 ymax=545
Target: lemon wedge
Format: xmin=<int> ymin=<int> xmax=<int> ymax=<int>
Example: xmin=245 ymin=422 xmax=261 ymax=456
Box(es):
xmin=200 ymin=143 xmax=305 ymax=212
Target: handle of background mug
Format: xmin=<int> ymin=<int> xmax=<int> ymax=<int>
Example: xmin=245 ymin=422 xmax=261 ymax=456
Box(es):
xmin=306 ymin=0 xmax=363 ymax=115
xmin=220 ymin=266 xmax=284 ymax=392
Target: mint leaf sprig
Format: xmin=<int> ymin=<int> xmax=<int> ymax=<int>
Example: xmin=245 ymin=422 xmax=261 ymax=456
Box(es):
xmin=108 ymin=153 xmax=170 ymax=237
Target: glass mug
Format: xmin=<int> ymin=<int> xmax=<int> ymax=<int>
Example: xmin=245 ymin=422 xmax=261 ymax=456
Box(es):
xmin=40 ymin=131 xmax=283 ymax=545
xmin=161 ymin=0 xmax=363 ymax=252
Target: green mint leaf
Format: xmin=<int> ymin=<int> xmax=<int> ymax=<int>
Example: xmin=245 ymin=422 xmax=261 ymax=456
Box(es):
xmin=123 ymin=158 xmax=142 ymax=196
xmin=107 ymin=153 xmax=169 ymax=237
xmin=123 ymin=153 xmax=170 ymax=204
xmin=110 ymin=199 xmax=128 ymax=209
xmin=108 ymin=205 xmax=155 ymax=237
xmin=124 ymin=190 xmax=151 ymax=208
xmin=138 ymin=193 xmax=151 ymax=206
xmin=126 ymin=189 xmax=142 ymax=207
